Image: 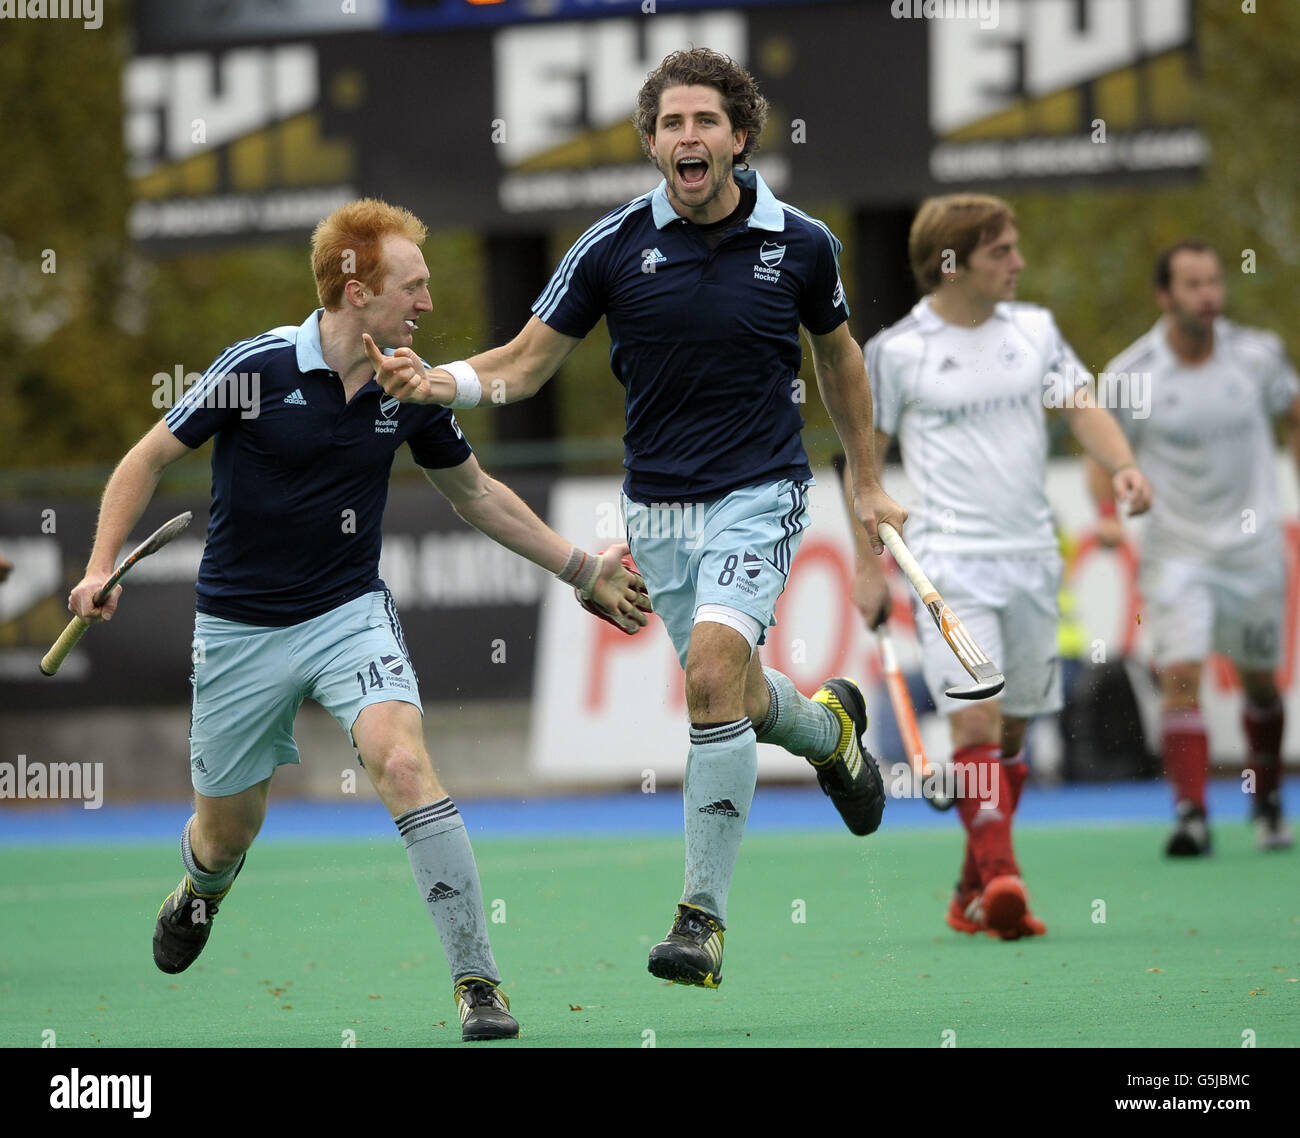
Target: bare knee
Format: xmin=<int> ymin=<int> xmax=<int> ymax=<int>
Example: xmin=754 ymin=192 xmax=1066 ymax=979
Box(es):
xmin=685 ymin=658 xmax=745 ymax=722
xmin=949 ymin=705 xmax=1001 ymax=751
xmin=368 ymin=743 xmax=435 ymax=799
xmin=1000 ymin=717 xmax=1028 ymax=757
xmin=1161 ymin=664 xmax=1201 ymax=711
xmin=193 ymin=812 xmax=261 ymax=869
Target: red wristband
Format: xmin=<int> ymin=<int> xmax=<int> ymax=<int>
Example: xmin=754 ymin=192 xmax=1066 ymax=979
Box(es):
xmin=1098 ymin=498 xmax=1117 ymax=519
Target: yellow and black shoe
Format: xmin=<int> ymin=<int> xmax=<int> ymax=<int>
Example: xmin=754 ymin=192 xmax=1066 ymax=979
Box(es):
xmin=811 ymin=677 xmax=885 ymax=836
xmin=454 ymin=977 xmax=519 ymax=1041
xmin=152 ymin=856 xmax=244 ymax=975
xmin=647 ymin=904 xmax=725 ymax=988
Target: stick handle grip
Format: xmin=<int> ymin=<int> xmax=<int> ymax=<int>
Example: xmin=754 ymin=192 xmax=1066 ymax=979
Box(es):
xmin=40 ymin=615 xmax=90 ymax=676
xmin=878 ymin=522 xmax=938 ymax=603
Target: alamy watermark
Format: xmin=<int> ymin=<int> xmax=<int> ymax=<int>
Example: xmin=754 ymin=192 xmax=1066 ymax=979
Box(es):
xmin=596 ymin=500 xmax=707 ymax=548
xmin=49 ymin=1069 xmax=150 ymax=1118
xmin=891 ymin=0 xmax=998 ymax=31
xmin=1043 ymin=370 xmax=1151 ymax=419
xmin=1 ymin=754 xmax=103 ymax=809
xmin=0 ymin=0 xmax=102 ymax=30
xmin=888 ymin=759 xmax=999 ymax=808
xmin=152 ymin=366 xmax=261 ymax=419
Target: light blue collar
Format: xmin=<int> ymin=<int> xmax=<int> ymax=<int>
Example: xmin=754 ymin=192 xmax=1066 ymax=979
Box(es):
xmin=294 ymin=308 xmax=329 ymax=373
xmin=649 ymin=167 xmax=785 ymax=232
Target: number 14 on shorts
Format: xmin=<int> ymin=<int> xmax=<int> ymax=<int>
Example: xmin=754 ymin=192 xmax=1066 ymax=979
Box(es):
xmin=354 ymin=655 xmax=413 ymax=695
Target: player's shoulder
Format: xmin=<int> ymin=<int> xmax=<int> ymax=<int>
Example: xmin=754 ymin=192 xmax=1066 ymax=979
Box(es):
xmin=207 ymin=324 xmax=298 ymax=373
xmin=996 ymin=301 xmax=1086 ymax=367
xmin=544 ymin=194 xmax=655 ymax=291
xmin=1103 ymin=321 xmax=1163 ymax=376
xmin=776 ymin=201 xmax=840 ymax=252
xmin=570 ymin=192 xmax=655 ymax=248
xmin=1217 ymin=318 xmax=1287 ymax=365
xmin=864 ymin=309 xmax=926 ymax=369
xmin=995 ymin=300 xmax=1059 ymax=339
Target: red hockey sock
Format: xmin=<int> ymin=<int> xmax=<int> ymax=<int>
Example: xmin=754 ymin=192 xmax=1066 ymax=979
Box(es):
xmin=954 ymin=743 xmax=1018 ymax=884
xmin=1002 ymin=749 xmax=1029 ymax=814
xmin=1162 ymin=708 xmax=1208 ymax=811
xmin=958 ymin=841 xmax=980 ymax=896
xmin=1243 ymin=698 xmax=1284 ymax=800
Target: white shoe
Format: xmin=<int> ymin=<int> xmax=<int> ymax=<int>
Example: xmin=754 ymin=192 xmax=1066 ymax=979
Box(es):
xmin=1253 ymin=794 xmax=1294 ymax=851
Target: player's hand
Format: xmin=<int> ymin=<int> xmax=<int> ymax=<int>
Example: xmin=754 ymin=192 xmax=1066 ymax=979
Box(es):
xmin=362 ymin=333 xmax=451 ymax=405
xmin=0 ymin=555 xmax=12 ymax=583
xmin=579 ymin=544 xmax=652 ymax=635
xmin=1113 ymin=465 xmax=1152 ymax=517
xmin=68 ymin=573 xmax=122 ymax=623
xmin=855 ymin=483 xmax=908 ymax=556
xmin=853 ymin=565 xmax=892 ymax=630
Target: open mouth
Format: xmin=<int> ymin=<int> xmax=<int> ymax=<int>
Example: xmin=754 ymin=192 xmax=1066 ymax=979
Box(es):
xmin=405 ymin=319 xmax=418 ymax=331
xmin=676 ymin=156 xmax=708 ymax=187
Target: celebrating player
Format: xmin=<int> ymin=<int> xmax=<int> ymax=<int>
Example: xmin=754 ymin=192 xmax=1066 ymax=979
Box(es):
xmin=367 ymin=48 xmax=904 ymax=989
xmin=845 ymin=194 xmax=1152 ymax=939
xmin=1087 ymin=239 xmax=1299 ymax=855
xmin=66 ymin=199 xmax=649 ymax=1042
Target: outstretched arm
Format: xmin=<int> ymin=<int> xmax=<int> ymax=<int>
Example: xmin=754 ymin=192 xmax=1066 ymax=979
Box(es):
xmin=365 ymin=317 xmax=580 ymax=408
xmin=423 ymin=455 xmax=650 ymax=632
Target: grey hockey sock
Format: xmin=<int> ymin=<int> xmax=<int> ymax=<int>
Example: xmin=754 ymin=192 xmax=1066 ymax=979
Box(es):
xmin=681 ymin=718 xmax=758 ymax=924
xmin=396 ymin=798 xmax=500 ymax=985
xmin=754 ymin=667 xmax=839 ymax=759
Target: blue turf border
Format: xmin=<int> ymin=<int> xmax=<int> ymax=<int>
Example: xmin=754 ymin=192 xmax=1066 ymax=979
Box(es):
xmin=1 ymin=777 xmax=1295 ymax=845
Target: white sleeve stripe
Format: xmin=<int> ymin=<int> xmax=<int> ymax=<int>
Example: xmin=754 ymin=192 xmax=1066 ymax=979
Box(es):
xmin=534 ymin=198 xmax=649 ymax=321
xmin=781 ymin=204 xmax=842 ymax=259
xmin=164 ymin=334 xmax=285 ymax=434
xmin=1106 ymin=336 xmax=1159 ymax=374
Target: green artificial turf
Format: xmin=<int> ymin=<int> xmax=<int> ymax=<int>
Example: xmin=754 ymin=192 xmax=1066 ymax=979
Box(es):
xmin=1 ymin=824 xmax=1296 ymax=1048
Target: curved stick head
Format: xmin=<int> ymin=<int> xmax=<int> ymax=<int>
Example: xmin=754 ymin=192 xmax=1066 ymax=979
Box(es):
xmin=945 ymin=674 xmax=1005 ymax=701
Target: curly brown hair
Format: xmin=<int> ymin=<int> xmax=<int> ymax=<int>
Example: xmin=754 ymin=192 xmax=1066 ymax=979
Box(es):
xmin=635 ymin=48 xmax=768 ymax=167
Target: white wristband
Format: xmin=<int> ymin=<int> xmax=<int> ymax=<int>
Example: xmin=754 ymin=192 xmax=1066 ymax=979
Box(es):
xmin=556 ymin=547 xmax=600 ymax=599
xmin=440 ymin=360 xmax=481 ymax=409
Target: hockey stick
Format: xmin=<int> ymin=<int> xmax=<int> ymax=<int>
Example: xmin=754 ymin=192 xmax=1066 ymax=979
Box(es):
xmin=877 ymin=522 xmax=1004 ymax=700
xmin=40 ymin=512 xmax=193 ymax=676
xmin=877 ymin=628 xmax=955 ymax=810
